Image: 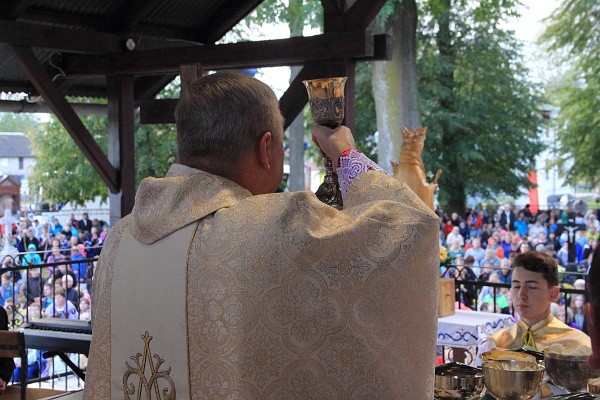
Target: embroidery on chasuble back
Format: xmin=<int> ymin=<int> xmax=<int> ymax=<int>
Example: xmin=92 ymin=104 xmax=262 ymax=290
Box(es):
xmin=183 ymin=184 xmax=439 ymax=399
xmin=83 ymin=170 xmax=440 ymax=399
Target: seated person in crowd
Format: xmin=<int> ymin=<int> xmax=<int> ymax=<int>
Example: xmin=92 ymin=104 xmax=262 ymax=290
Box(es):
xmin=0 ymin=306 xmax=15 ymax=394
xmin=44 ymin=289 xmax=79 ymax=320
xmin=481 ymin=251 xmax=591 ymax=352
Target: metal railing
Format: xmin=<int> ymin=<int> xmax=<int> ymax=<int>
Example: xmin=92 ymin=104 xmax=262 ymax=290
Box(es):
xmin=1 ymin=251 xmax=97 ymax=389
xmin=440 ymin=264 xmax=587 ymax=325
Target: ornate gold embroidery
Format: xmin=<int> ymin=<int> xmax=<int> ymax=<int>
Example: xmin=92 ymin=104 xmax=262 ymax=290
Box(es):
xmin=123 ymin=331 xmax=176 ymax=400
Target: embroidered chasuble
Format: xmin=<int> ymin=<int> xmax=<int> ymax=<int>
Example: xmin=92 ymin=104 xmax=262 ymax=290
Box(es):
xmin=83 ymin=162 xmax=440 ymax=399
xmin=484 ymin=313 xmax=591 ymax=352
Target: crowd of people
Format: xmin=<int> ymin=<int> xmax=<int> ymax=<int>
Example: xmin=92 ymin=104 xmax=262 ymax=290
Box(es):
xmin=0 ymin=212 xmax=106 ymax=381
xmin=437 ymin=202 xmax=599 ymax=332
xmin=0 ymin=212 xmax=107 ymax=322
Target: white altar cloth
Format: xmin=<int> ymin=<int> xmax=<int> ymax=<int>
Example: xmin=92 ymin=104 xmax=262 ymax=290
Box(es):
xmin=438 ymin=310 xmax=515 ymax=348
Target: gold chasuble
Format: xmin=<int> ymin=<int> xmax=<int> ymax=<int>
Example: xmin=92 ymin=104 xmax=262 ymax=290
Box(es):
xmin=83 ymin=164 xmax=440 ymax=399
xmin=487 ymin=314 xmax=591 ymax=352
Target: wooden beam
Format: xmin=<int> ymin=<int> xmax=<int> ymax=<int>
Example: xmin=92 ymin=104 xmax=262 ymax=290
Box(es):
xmin=0 ymin=19 xmax=198 ymax=54
xmin=139 ymin=60 xmax=363 ymax=127
xmin=138 ymin=34 xmax=391 ymax=125
xmin=7 ymin=45 xmax=119 ymax=193
xmin=344 ymin=0 xmax=388 ymax=31
xmin=0 ymin=100 xmax=107 ymax=115
xmin=321 ymin=0 xmax=346 ymax=32
xmin=107 ymin=75 xmax=136 ymax=222
xmin=108 ymin=0 xmax=164 ymax=32
xmin=1 ymin=0 xmax=35 ymax=20
xmin=133 ymin=75 xmax=178 ymax=107
xmin=191 ymin=0 xmax=264 ymax=43
xmin=140 ymin=99 xmax=178 ymax=125
xmin=61 ymin=31 xmax=377 ymax=75
xmin=19 ymin=8 xmax=197 ymax=42
xmin=279 ymin=63 xmax=330 ymax=130
xmin=179 ymin=64 xmax=203 ymax=98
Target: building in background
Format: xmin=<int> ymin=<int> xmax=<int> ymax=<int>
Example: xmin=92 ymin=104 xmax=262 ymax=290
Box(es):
xmin=0 ymin=131 xmax=35 ymax=212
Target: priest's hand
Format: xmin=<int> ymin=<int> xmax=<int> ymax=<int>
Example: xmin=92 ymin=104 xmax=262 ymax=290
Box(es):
xmin=311 ymin=125 xmax=356 ymax=168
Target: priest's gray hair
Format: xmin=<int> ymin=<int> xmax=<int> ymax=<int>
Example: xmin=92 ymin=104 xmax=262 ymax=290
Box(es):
xmin=175 ymin=71 xmax=284 ymax=165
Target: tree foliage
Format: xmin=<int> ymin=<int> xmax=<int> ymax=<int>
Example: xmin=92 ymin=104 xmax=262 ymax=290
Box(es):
xmin=416 ymin=0 xmax=544 ymax=211
xmin=27 ymin=106 xmax=176 ymax=206
xmin=540 ymin=0 xmax=600 ymax=186
xmin=23 ymin=0 xmax=548 ymax=209
xmin=242 ymin=0 xmax=545 ymax=211
xmin=0 ymin=113 xmax=43 ymax=135
xmin=28 ymin=114 xmax=109 ymax=205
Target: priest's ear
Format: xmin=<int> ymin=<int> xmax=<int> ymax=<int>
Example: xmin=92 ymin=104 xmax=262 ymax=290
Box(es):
xmin=257 ymin=131 xmax=275 ymax=171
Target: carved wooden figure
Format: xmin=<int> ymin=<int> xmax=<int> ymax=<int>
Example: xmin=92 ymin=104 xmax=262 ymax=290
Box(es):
xmin=391 ymin=127 xmax=442 ymax=210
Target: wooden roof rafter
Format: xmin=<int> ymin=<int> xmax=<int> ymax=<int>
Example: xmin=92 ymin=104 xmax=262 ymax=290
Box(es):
xmin=8 ymin=45 xmax=118 ymax=193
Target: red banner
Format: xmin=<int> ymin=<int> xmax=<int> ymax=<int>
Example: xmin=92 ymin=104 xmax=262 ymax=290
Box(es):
xmin=528 ymin=171 xmax=539 ymax=214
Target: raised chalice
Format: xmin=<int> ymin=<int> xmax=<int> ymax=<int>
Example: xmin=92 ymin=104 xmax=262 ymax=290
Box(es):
xmin=302 ymin=76 xmax=348 ymax=210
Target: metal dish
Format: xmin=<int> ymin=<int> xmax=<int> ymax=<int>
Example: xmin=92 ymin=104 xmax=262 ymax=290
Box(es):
xmin=483 ymin=364 xmax=545 ymax=400
xmin=435 ymin=362 xmax=485 ymax=400
xmin=544 ymin=348 xmax=600 ymax=392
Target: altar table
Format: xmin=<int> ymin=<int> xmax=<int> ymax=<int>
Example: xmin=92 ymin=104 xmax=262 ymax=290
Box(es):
xmin=437 ymin=310 xmax=515 ymax=365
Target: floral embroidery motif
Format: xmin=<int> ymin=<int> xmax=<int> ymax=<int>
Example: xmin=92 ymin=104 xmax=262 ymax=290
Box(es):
xmin=266 ymin=365 xmax=340 ymax=399
xmin=123 ymin=331 xmax=176 ymax=400
xmin=264 ymin=271 xmax=343 ymax=352
xmin=228 ymin=325 xmax=290 ymax=389
xmin=188 ymin=270 xmax=257 ymax=351
xmin=318 ymin=328 xmax=375 ymax=388
xmin=337 ymin=150 xmax=385 ymax=201
xmin=316 ymin=254 xmax=374 ymax=293
xmin=352 ymin=271 xmax=403 ymax=348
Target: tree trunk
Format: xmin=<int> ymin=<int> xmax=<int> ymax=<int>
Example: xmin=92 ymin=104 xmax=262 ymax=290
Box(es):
xmin=435 ymin=0 xmax=465 ymax=214
xmin=286 ymin=0 xmax=306 ymax=191
xmin=288 ymin=66 xmax=305 ymax=191
xmin=372 ymin=0 xmax=420 ymax=174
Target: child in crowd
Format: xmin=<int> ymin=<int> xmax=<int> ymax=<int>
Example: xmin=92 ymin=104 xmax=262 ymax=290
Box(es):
xmin=1 ymin=272 xmax=13 ymax=307
xmin=79 ymin=298 xmax=91 ymax=321
xmin=28 ymin=302 xmax=42 ymax=321
xmin=569 ymin=294 xmax=586 ymax=331
xmin=61 ymin=274 xmax=79 ymax=306
xmin=41 ymin=283 xmax=54 ymax=310
xmin=44 ymin=290 xmax=78 ymax=320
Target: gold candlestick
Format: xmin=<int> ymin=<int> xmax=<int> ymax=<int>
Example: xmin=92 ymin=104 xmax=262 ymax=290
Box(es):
xmin=302 ymin=77 xmax=347 ymax=210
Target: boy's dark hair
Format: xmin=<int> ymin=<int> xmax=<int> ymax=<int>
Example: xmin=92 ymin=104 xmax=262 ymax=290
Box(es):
xmin=512 ymin=251 xmax=559 ymax=287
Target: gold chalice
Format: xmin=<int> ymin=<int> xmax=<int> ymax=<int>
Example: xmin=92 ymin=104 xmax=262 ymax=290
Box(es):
xmin=302 ymin=77 xmax=348 ymax=210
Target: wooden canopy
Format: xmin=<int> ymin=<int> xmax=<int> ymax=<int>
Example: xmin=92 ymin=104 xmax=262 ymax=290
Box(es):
xmin=0 ymin=0 xmax=391 ymax=225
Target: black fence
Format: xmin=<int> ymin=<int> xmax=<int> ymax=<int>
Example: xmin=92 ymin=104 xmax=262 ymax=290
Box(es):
xmin=1 ymin=250 xmax=97 ymax=389
xmin=440 ymin=264 xmax=587 ymax=325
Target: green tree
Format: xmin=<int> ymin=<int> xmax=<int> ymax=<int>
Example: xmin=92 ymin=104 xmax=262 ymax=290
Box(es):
xmin=0 ymin=113 xmax=43 ymax=135
xmin=540 ymin=0 xmax=600 ymax=186
xmin=241 ymin=0 xmax=545 ymax=211
xmin=417 ymin=0 xmax=544 ymax=212
xmin=368 ymin=0 xmax=544 ymax=212
xmin=28 ymin=105 xmax=176 ymax=206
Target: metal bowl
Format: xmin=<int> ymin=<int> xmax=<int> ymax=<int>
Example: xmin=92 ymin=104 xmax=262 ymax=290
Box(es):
xmin=483 ymin=364 xmax=544 ymax=400
xmin=434 ymin=362 xmax=485 ymax=400
xmin=544 ymin=348 xmax=600 ymax=392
